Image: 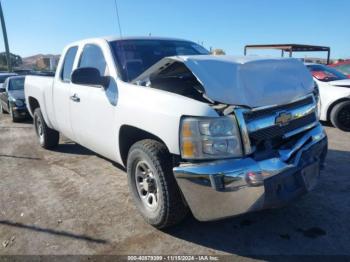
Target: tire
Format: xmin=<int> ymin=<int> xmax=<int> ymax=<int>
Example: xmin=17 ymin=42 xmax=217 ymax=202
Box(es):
xmin=127 ymin=139 xmax=188 ymax=228
xmin=9 ymin=104 xmax=20 ymax=122
xmin=33 ymin=108 xmax=59 ymax=149
xmin=330 ymin=101 xmax=350 ymax=132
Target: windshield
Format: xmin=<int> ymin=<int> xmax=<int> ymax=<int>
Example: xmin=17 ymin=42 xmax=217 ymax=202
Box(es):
xmin=0 ymin=74 xmax=14 ymax=83
xmin=110 ymin=39 xmax=210 ymax=82
xmin=334 ymin=64 xmax=350 ymax=75
xmin=9 ymin=78 xmax=25 ymax=91
xmin=307 ymin=64 xmax=348 ymax=82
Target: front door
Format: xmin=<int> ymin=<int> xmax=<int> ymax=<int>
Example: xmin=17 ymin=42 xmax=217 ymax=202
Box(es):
xmin=69 ymin=44 xmax=118 ymax=160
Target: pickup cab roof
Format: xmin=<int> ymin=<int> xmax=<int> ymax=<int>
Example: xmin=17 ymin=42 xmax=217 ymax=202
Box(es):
xmin=67 ymin=36 xmax=191 ymax=47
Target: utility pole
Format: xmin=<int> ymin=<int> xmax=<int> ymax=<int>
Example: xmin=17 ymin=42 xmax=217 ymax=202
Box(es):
xmin=0 ymin=0 xmax=11 ymax=72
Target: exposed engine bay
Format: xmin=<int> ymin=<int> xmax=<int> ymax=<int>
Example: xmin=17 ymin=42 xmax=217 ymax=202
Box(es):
xmin=136 ymin=61 xmax=211 ymax=103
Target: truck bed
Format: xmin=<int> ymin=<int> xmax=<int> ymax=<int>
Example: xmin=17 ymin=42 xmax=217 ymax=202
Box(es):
xmin=24 ymin=75 xmax=55 ymax=127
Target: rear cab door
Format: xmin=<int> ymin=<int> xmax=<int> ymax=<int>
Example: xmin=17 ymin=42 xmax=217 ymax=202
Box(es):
xmin=52 ymin=45 xmax=79 ymax=141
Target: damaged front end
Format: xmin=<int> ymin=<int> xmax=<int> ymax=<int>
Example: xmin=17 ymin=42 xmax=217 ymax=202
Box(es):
xmin=134 ymin=55 xmax=328 ymax=221
xmin=173 ymin=124 xmax=327 ymax=221
xmin=174 ymin=94 xmax=327 ymax=221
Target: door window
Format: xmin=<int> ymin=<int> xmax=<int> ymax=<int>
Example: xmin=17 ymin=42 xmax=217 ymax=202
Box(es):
xmin=61 ymin=46 xmax=78 ymax=82
xmin=78 ymin=44 xmax=107 ymax=76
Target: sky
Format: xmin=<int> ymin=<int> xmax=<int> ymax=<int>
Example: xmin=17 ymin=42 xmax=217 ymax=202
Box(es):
xmin=1 ymin=0 xmax=349 ymax=59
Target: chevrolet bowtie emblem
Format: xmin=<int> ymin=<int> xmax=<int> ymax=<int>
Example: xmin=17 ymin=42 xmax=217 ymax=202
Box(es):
xmin=275 ymin=111 xmax=292 ymax=126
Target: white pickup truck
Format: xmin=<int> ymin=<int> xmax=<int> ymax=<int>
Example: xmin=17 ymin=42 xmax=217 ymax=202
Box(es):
xmin=25 ymin=37 xmax=328 ymax=228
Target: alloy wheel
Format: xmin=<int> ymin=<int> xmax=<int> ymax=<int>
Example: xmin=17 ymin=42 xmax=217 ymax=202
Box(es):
xmin=35 ymin=115 xmax=45 ymax=144
xmin=134 ymin=160 xmax=159 ymax=211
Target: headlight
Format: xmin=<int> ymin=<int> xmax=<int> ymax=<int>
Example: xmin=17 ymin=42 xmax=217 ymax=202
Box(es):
xmin=15 ymin=100 xmax=24 ymax=107
xmin=180 ymin=116 xmax=242 ymax=160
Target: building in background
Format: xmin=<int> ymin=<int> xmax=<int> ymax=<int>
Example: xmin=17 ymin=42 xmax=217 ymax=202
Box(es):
xmin=21 ymin=54 xmax=60 ymax=72
xmin=36 ymin=56 xmax=58 ymax=71
xmin=303 ymin=57 xmax=332 ymax=64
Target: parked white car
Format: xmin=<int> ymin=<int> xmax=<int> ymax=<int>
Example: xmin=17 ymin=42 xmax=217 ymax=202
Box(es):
xmin=306 ymin=63 xmax=350 ymax=131
xmin=25 ymin=37 xmax=327 ymax=228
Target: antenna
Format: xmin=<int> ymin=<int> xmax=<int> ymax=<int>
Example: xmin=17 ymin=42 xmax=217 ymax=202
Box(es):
xmin=114 ymin=0 xmax=123 ymax=38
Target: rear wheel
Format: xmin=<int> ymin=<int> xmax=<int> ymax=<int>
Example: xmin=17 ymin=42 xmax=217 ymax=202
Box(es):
xmin=33 ymin=108 xmax=59 ymax=149
xmin=330 ymin=101 xmax=350 ymax=132
xmin=127 ymin=139 xmax=188 ymax=228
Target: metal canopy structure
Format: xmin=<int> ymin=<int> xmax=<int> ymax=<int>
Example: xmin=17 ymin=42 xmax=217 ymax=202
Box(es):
xmin=244 ymin=44 xmax=331 ymax=64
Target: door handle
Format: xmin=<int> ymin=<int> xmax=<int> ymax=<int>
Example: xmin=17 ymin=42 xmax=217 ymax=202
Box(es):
xmin=70 ymin=94 xmax=80 ymax=102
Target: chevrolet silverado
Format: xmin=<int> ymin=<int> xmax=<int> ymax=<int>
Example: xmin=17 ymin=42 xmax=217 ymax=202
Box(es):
xmin=25 ymin=37 xmax=328 ymax=228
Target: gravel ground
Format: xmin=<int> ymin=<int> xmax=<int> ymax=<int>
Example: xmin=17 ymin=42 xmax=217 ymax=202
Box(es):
xmin=0 ymin=114 xmax=349 ymax=259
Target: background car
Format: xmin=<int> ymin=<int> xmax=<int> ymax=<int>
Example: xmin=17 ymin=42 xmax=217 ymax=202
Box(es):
xmin=329 ymin=60 xmax=350 ymax=78
xmin=306 ymin=63 xmax=350 ymax=131
xmin=0 ymin=72 xmax=17 ymax=89
xmin=0 ymin=75 xmax=28 ymax=122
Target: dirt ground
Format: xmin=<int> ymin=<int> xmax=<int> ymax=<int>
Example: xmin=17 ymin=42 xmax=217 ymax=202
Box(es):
xmin=0 ymin=114 xmax=350 ymax=259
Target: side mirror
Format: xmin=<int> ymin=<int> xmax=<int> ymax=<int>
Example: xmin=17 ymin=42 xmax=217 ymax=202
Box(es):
xmin=71 ymin=67 xmax=109 ymax=88
xmin=0 ymin=87 xmax=5 ymax=93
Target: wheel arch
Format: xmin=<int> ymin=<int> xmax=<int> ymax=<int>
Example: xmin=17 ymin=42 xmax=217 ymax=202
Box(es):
xmin=118 ymin=125 xmax=171 ymax=167
xmin=28 ymin=96 xmax=40 ymax=116
xmin=326 ymin=97 xmax=350 ymax=121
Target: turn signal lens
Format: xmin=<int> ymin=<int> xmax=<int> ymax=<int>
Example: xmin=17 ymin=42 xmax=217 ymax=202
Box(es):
xmin=182 ymin=122 xmax=193 ymax=137
xmin=182 ymin=140 xmax=195 ymax=158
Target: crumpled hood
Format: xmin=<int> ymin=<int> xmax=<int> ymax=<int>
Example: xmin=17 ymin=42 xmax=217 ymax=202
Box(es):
xmin=8 ymin=90 xmax=25 ymax=100
xmin=135 ymin=55 xmax=314 ymax=108
xmin=328 ymin=79 xmax=350 ymax=87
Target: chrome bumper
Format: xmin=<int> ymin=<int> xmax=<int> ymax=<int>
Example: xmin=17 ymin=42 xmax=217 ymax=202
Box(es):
xmin=173 ymin=124 xmax=328 ymax=221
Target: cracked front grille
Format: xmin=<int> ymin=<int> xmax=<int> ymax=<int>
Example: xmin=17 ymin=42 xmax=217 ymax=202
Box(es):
xmin=242 ymin=95 xmax=318 ymax=148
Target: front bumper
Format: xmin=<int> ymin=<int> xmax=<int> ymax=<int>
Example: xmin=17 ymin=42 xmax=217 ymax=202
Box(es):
xmin=173 ymin=124 xmax=328 ymax=221
xmin=11 ymin=105 xmax=28 ymax=118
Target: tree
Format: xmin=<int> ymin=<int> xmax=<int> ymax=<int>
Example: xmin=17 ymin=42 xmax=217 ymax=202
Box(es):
xmin=211 ymin=49 xmax=226 ymax=55
xmin=0 ymin=52 xmax=22 ymax=71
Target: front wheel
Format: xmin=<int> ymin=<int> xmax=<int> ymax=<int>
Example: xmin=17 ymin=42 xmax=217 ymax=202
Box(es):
xmin=33 ymin=108 xmax=59 ymax=149
xmin=9 ymin=105 xmax=20 ymax=122
xmin=127 ymin=139 xmax=188 ymax=229
xmin=330 ymin=101 xmax=350 ymax=132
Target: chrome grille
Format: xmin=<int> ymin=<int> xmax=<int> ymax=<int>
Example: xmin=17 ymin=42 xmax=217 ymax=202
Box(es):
xmin=244 ymin=96 xmax=314 ymax=121
xmin=249 ymin=113 xmax=317 ymax=142
xmin=234 ymin=95 xmax=318 ymax=155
